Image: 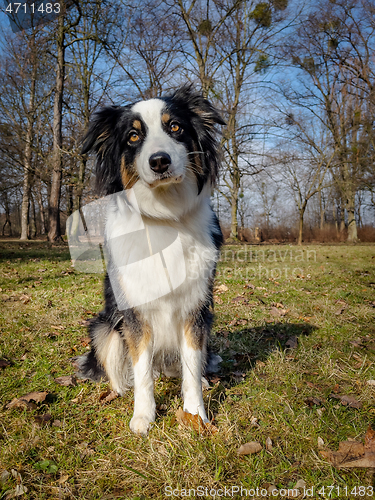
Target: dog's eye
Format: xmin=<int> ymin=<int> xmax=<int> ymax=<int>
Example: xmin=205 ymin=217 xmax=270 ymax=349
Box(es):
xmin=128 ymin=132 xmax=140 ymax=143
xmin=170 ymin=122 xmax=180 ymax=133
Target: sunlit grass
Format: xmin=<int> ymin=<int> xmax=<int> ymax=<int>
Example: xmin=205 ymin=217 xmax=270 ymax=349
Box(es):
xmin=0 ymin=240 xmax=374 ymax=498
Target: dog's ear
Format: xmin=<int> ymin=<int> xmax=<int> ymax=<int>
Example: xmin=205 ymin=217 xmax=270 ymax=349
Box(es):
xmin=171 ymin=85 xmax=226 ymax=128
xmin=81 ymin=106 xmax=125 ymax=194
xmin=171 ymin=85 xmax=225 ymax=193
xmin=81 ymin=106 xmax=123 ymax=156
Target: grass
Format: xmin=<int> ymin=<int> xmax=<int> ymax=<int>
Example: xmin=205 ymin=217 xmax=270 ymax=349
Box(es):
xmin=0 ymin=239 xmax=375 ymax=499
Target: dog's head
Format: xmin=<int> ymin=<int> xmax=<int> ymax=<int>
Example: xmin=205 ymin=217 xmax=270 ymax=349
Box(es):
xmin=82 ymin=86 xmax=225 ymax=212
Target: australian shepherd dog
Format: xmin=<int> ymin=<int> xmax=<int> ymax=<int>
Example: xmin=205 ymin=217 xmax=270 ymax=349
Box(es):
xmin=76 ymin=86 xmax=225 ymax=435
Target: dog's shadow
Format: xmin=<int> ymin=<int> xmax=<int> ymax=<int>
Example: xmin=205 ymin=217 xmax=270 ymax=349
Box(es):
xmin=154 ymin=322 xmax=317 ymax=418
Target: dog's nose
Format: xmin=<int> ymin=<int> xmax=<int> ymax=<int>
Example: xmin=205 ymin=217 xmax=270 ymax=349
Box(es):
xmin=149 ymin=152 xmax=171 ymax=174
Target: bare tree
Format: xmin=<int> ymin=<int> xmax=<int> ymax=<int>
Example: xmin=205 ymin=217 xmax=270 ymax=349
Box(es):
xmin=175 ymin=0 xmax=295 ymax=238
xmin=281 ymin=0 xmax=375 ymax=241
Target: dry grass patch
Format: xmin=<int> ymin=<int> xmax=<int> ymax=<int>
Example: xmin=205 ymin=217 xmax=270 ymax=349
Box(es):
xmin=0 ymin=241 xmax=375 ymax=498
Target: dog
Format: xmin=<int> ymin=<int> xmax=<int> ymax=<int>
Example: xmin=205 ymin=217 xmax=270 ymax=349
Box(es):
xmin=75 ymin=86 xmax=225 ymax=435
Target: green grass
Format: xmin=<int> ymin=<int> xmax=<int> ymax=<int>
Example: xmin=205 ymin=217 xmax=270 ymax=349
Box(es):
xmin=0 ymin=240 xmax=375 ymax=499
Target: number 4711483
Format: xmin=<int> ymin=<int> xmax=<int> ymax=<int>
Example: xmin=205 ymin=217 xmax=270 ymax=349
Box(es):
xmin=5 ymin=3 xmax=60 ymax=14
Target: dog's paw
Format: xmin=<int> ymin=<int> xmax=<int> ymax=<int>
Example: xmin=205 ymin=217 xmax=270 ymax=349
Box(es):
xmin=129 ymin=416 xmax=152 ymax=435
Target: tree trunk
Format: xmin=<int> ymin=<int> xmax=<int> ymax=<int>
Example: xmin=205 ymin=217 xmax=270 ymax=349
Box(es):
xmin=319 ymin=190 xmax=325 ymax=230
xmin=20 ymin=165 xmax=31 ymax=240
xmin=68 ymin=156 xmax=87 ymax=243
xmin=2 ymin=194 xmax=12 ymax=236
xmin=297 ymin=211 xmax=304 ymax=246
xmin=339 ymin=203 xmax=346 ymax=233
xmin=229 ymin=169 xmax=240 ymax=239
xmin=36 ymin=178 xmax=46 ymax=234
xmin=20 ymin=34 xmax=37 ymax=240
xmin=30 ymin=192 xmax=37 ymax=238
xmin=347 ymin=194 xmax=358 ymax=242
xmin=48 ymin=12 xmax=65 ymax=242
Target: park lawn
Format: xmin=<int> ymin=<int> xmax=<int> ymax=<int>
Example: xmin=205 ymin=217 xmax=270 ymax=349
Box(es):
xmin=0 ymin=240 xmax=375 ymax=499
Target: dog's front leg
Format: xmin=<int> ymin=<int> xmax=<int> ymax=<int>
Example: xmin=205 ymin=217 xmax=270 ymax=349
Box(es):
xmin=181 ymin=326 xmax=208 ymax=422
xmin=129 ymin=343 xmax=155 ymax=435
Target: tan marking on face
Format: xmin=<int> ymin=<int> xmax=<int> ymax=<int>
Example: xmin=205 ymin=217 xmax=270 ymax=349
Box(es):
xmin=184 ymin=321 xmax=203 ymax=350
xmin=132 ymin=119 xmax=142 ymax=131
xmin=125 ymin=323 xmax=152 ymax=364
xmin=161 ymin=113 xmax=170 ymax=125
xmin=121 ymin=156 xmax=138 ymax=189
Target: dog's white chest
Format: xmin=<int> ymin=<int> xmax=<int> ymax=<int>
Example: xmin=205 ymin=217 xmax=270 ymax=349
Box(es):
xmin=105 ymin=193 xmax=217 ymax=348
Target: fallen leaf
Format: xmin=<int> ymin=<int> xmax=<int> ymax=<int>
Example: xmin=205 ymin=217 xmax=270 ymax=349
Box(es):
xmin=250 ymin=416 xmax=259 ymax=428
xmin=285 ymin=336 xmax=298 ymax=349
xmin=11 ymin=470 xmax=21 ymax=481
xmin=270 ymin=306 xmax=288 ymax=317
xmin=336 ymin=298 xmax=347 ymax=305
xmin=335 ymin=306 xmax=347 ymax=315
xmin=78 ymin=319 xmax=91 ymax=326
xmin=267 ymin=485 xmax=278 ymax=495
xmin=306 ymin=381 xmax=322 ymax=390
xmin=317 ymin=437 xmax=325 ymax=449
xmin=6 ymin=391 xmax=48 ymax=410
xmin=1 ymin=470 xmax=10 ymax=484
xmin=6 ymin=399 xmax=36 ymax=410
xmin=34 ymin=414 xmax=53 ymax=426
xmin=19 ymin=294 xmax=31 ymax=304
xmin=51 ymin=325 xmax=65 ymax=330
xmin=232 ymin=296 xmax=249 ymax=304
xmin=99 ymin=389 xmax=119 ymax=405
xmin=244 ymin=283 xmax=256 ymax=289
xmin=349 ymin=339 xmax=364 ymax=348
xmin=294 ymin=479 xmax=306 ymax=490
xmin=237 ymin=441 xmax=262 ymax=455
xmin=320 ymin=425 xmax=375 ymax=468
xmin=175 ymin=408 xmax=218 ymax=435
xmin=5 ymin=484 xmax=28 ymax=499
xmin=214 ymin=284 xmax=228 ymax=294
xmin=0 ymin=359 xmax=11 ymax=369
xmin=330 ymin=393 xmax=363 ymax=409
xmin=54 ymin=375 xmax=77 ymax=387
xmin=305 ymin=396 xmax=324 ymax=407
xmin=20 ymin=391 xmax=48 ymax=403
xmin=58 ymin=475 xmax=69 ymax=484
xmin=228 ymin=318 xmax=247 ymax=327
xmin=265 ymin=437 xmax=273 ymax=451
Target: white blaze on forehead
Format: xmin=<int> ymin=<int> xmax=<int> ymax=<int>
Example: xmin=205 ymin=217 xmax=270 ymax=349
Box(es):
xmin=130 ymin=97 xmax=188 ymax=191
xmin=131 ymin=99 xmax=166 ymax=131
